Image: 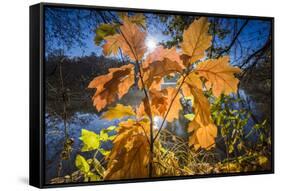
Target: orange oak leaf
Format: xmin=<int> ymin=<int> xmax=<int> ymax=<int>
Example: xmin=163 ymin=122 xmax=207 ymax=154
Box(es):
xmin=88 ymin=64 xmax=135 ymax=111
xmin=103 ymin=18 xmax=147 ymax=61
xmin=118 ymin=13 xmax=146 ymax=29
xmin=143 ymin=96 xmax=153 ymax=118
xmin=142 ymin=46 xmax=183 ymax=68
xmin=139 ymin=47 xmax=185 ymax=90
xmin=188 ymin=120 xmax=217 ymax=150
xmin=194 ymin=56 xmax=241 ymax=97
xmin=190 ymin=87 xmax=211 ymax=126
xmin=180 ymin=72 xmax=203 ymax=98
xmin=136 ymin=89 xmax=168 ymax=119
xmin=187 ymin=87 xmax=217 ymax=150
xmin=165 ymin=87 xmax=183 ymax=122
xmin=104 ymin=119 xmax=150 ymax=180
xmin=149 ymin=89 xmax=169 ymax=117
xmin=181 ymin=17 xmax=212 ymax=64
xmin=151 ymin=88 xmax=182 ymax=122
xmin=136 ymin=87 xmax=182 ymax=122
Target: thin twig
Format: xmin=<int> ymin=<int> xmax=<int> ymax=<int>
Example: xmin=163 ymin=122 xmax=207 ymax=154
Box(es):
xmin=153 ymin=71 xmax=190 ymax=142
xmin=216 ymin=20 xmax=249 ymax=58
xmin=119 ymin=29 xmax=154 ymax=178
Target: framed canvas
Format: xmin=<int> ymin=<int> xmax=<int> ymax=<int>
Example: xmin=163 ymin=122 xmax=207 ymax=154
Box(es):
xmin=29 ymin=2 xmax=274 ymax=188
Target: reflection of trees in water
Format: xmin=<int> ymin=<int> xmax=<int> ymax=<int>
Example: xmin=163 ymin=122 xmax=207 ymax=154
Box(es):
xmin=240 ymin=40 xmax=272 ymax=122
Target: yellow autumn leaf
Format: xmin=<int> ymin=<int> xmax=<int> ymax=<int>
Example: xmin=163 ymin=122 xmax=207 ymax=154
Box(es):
xmin=181 ymin=17 xmax=212 ymax=64
xmin=88 ymin=64 xmax=135 ymax=111
xmin=104 ymin=119 xmax=150 ymax=180
xmin=195 ymin=56 xmax=241 ymax=97
xmin=102 ymin=104 xmax=136 ymax=120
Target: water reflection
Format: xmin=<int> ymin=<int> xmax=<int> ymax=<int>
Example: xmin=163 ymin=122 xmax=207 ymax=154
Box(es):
xmin=45 ymin=112 xmax=120 ymax=182
xmin=45 ymin=84 xmax=265 ymax=182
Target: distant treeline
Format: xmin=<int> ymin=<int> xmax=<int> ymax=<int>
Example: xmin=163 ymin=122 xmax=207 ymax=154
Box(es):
xmin=45 ymin=51 xmax=125 ymax=116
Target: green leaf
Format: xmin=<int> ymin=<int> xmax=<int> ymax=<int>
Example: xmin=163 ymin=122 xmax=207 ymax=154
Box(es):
xmin=100 ymin=129 xmax=109 ymax=141
xmin=80 ymin=129 xmax=100 ymax=152
xmin=107 ymin=125 xmax=116 ymax=131
xmin=229 ymin=144 xmax=234 ymax=154
xmin=99 ymin=148 xmax=111 ymax=156
xmin=88 ymin=172 xmax=100 ymax=181
xmin=94 ymin=23 xmax=117 ymax=45
xmin=108 ymin=135 xmax=117 ymax=141
xmin=75 ymin=154 xmax=90 ymax=173
xmin=184 ymin=113 xmax=195 ymax=121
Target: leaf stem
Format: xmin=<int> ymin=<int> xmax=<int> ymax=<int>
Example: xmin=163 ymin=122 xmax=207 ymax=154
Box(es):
xmin=153 ymin=70 xmax=190 ymax=142
xmin=119 ymin=29 xmax=154 ymax=178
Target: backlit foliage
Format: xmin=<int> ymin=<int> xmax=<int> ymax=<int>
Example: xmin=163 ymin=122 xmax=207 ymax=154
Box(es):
xmin=48 ymin=14 xmax=270 ymax=183
xmin=88 ymin=15 xmax=240 ymax=178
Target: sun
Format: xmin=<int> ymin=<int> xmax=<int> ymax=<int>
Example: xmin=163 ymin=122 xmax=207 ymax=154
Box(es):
xmin=146 ymin=37 xmax=157 ymax=52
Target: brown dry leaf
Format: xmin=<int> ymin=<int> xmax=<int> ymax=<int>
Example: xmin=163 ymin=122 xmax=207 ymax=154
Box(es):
xmin=103 ymin=17 xmax=147 ymax=61
xmin=104 ymin=119 xmax=150 ymax=180
xmin=88 ymin=64 xmax=135 ymax=111
xmin=195 ymin=56 xmax=241 ymax=97
xmin=181 ymin=17 xmax=212 ymax=64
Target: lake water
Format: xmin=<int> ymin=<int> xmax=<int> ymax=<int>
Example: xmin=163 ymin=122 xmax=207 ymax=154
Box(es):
xmin=45 ymin=87 xmax=262 ymax=183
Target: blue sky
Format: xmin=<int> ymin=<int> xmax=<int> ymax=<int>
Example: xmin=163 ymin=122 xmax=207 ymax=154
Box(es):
xmin=45 ymin=7 xmax=271 ymax=66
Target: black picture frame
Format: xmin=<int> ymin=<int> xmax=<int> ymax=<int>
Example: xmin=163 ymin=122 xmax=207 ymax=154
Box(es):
xmin=30 ymin=2 xmax=274 ymax=188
